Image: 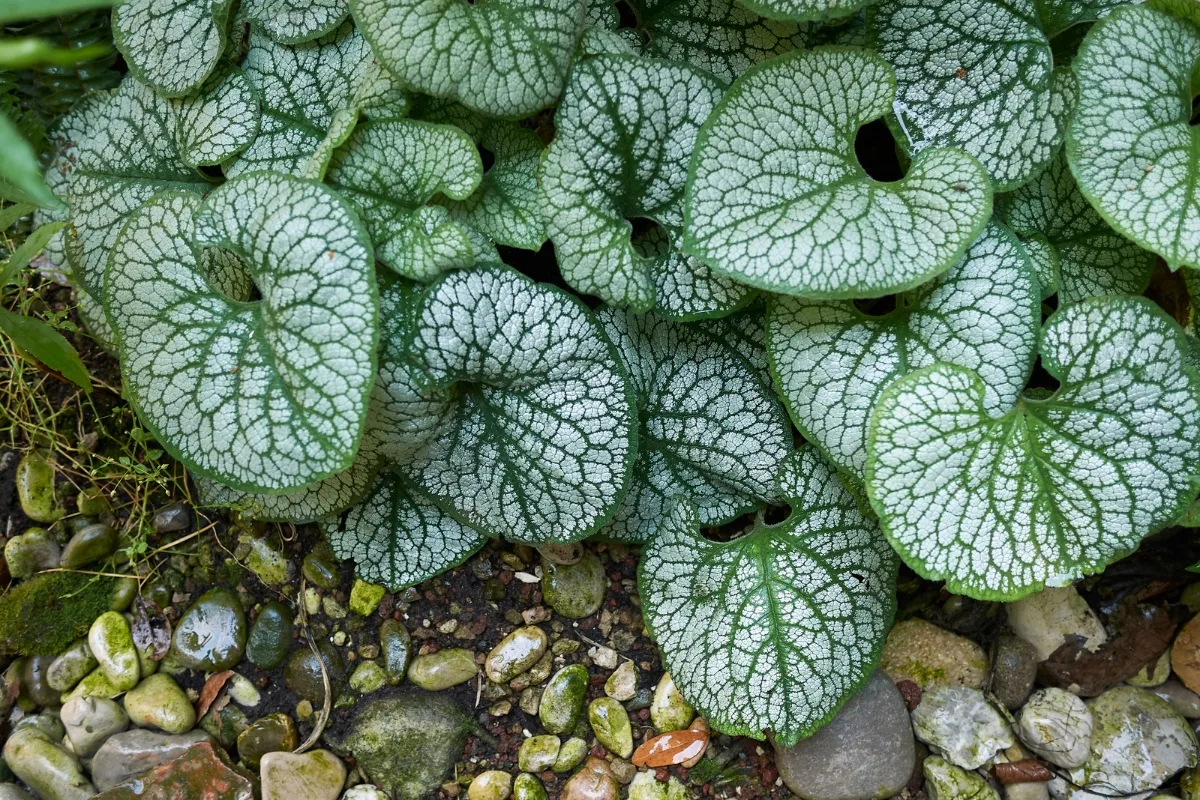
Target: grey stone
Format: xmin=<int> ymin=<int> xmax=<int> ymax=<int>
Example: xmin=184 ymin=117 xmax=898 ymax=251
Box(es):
xmin=260 ymin=749 xmax=346 ymax=800
xmin=774 ymin=671 xmax=915 ymax=800
xmin=2 ymin=727 xmax=94 ymax=800
xmin=1018 ymin=688 xmax=1093 ymax=769
xmin=152 ymin=502 xmax=190 ymax=534
xmin=46 ymin=640 xmax=96 ymax=693
xmin=0 ymin=785 xmax=33 ymax=800
xmin=911 ymin=685 xmax=1014 ymax=770
xmin=991 ymin=635 xmax=1038 ymax=710
xmin=61 ymin=695 xmax=128 ymax=757
xmin=328 ymin=690 xmax=475 ymax=800
xmin=4 ymin=529 xmax=59 ymax=579
xmin=924 ymin=755 xmax=999 ymax=800
xmin=1154 ymin=681 xmax=1200 ymax=719
xmin=89 ymin=729 xmax=210 ymax=791
xmin=171 ymin=587 xmax=247 ymax=671
xmin=1007 ymin=586 xmax=1107 ymax=662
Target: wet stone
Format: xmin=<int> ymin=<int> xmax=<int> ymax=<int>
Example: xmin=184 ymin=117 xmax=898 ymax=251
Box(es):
xmin=541 ymin=664 xmax=589 ymax=734
xmin=90 ymin=729 xmax=211 ymax=791
xmin=152 ymin=502 xmax=190 ymax=534
xmin=589 ymin=697 xmax=633 ymax=758
xmin=880 ymin=619 xmax=989 ymax=691
xmin=76 ymin=485 xmax=109 ymax=516
xmin=260 ymin=749 xmax=346 ymax=800
xmin=60 ymin=523 xmax=117 ymax=569
xmin=519 ymin=735 xmax=561 ymax=772
xmin=2 ymin=726 xmax=93 ymax=800
xmin=171 ymin=587 xmax=247 ymax=671
xmin=89 ymin=611 xmax=139 ymax=692
xmin=0 ymin=785 xmax=32 ymax=800
xmin=562 ymin=757 xmax=619 ymax=800
xmin=350 ymin=580 xmax=386 ymax=616
xmin=468 ymin=770 xmax=513 ymax=800
xmin=513 ymin=773 xmax=548 ymax=800
xmin=246 ymin=600 xmax=295 ymax=670
xmin=992 ymin=635 xmax=1038 ymax=710
xmin=124 ymin=674 xmax=195 ymax=734
xmin=1152 ymin=681 xmax=1200 ymax=719
xmin=4 ymin=528 xmax=59 ymax=579
xmin=329 ymin=690 xmax=474 ymax=800
xmin=47 ymin=639 xmax=96 ymax=693
xmin=1008 ymin=586 xmax=1107 ymax=662
xmin=242 ymin=534 xmax=294 ymax=587
xmin=774 ymin=671 xmax=915 ymax=800
xmin=541 ymin=551 xmax=606 ymax=619
xmin=650 ymin=674 xmax=694 ymax=733
xmin=350 ymin=661 xmax=388 ymax=694
xmin=200 ymin=703 xmax=249 ymax=749
xmin=509 ymin=651 xmax=553 ymax=692
xmin=485 ymin=626 xmax=547 ymax=683
xmin=302 ymin=544 xmax=341 ymax=591
xmin=605 ymin=661 xmax=637 ymax=702
xmin=237 ymin=712 xmax=298 ymax=768
xmin=1018 ymin=688 xmax=1094 ymax=769
xmin=554 ymin=737 xmax=589 ymax=773
xmin=22 ymin=654 xmax=61 ymax=707
xmin=61 ymin=695 xmax=128 ymax=757
xmin=285 ymin=642 xmax=344 ymax=705
xmin=16 ymin=451 xmax=64 ymax=524
xmin=912 ymin=685 xmax=1014 ymax=770
xmin=408 ymin=648 xmax=478 ymax=691
xmin=1059 ymin=686 xmax=1199 ymax=799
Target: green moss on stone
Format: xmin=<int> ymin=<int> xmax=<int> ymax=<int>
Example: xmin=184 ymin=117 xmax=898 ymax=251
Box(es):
xmin=0 ymin=572 xmax=118 ymax=656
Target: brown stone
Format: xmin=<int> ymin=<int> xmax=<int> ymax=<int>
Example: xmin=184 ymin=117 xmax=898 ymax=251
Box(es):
xmin=1173 ymin=613 xmax=1200 ymax=694
xmin=92 ymin=742 xmax=253 ymax=800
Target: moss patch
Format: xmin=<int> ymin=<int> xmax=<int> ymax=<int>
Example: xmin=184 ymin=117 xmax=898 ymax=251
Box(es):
xmin=0 ymin=572 xmax=117 ymax=656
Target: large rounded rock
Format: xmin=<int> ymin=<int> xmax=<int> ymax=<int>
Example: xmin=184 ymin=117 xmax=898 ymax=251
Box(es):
xmin=561 ymin=758 xmax=618 ymax=800
xmin=588 ymin=698 xmax=633 ymax=758
xmin=171 ymin=588 xmax=247 ymax=671
xmin=407 ymin=649 xmax=477 ymax=692
xmin=879 ymin=619 xmax=989 ymax=691
xmin=468 ymin=770 xmax=513 ymax=800
xmin=925 ymin=755 xmax=999 ymax=800
xmin=1055 ymin=686 xmax=1198 ymax=800
xmin=650 ymin=674 xmax=694 ymax=733
xmin=911 ymin=685 xmax=1014 ymax=770
xmin=774 ymin=671 xmax=914 ymax=800
xmin=327 ymin=690 xmax=476 ymax=800
xmin=61 ymin=695 xmax=128 ymax=757
xmin=21 ymin=654 xmax=61 ymax=707
xmin=16 ymin=451 xmax=64 ymax=524
xmin=1018 ymin=688 xmax=1093 ymax=769
xmin=60 ymin=523 xmax=117 ymax=569
xmin=237 ymin=713 xmax=298 ymax=768
xmin=260 ymin=749 xmax=346 ymax=800
xmin=991 ymin=635 xmax=1038 ymax=710
xmin=284 ymin=642 xmax=344 ymax=705
xmin=541 ymin=552 xmax=605 ymax=619
xmin=1008 ymin=586 xmax=1107 ymax=662
xmin=2 ymin=726 xmax=94 ymax=800
xmin=90 ymin=729 xmax=211 ymax=790
xmin=4 ymin=528 xmax=59 ymax=579
xmin=89 ymin=611 xmax=140 ymax=691
xmin=246 ymin=601 xmax=294 ymax=669
xmin=47 ymin=639 xmax=97 ymax=693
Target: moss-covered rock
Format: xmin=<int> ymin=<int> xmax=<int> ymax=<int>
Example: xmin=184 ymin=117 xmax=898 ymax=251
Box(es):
xmin=0 ymin=573 xmax=119 ymax=657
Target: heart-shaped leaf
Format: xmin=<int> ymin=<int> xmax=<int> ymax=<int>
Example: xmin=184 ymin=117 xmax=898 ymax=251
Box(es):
xmin=768 ymin=222 xmax=1041 ymax=478
xmin=598 ymin=307 xmax=790 ymax=542
xmin=684 ymin=47 xmax=991 ymax=299
xmin=325 ymin=119 xmax=483 ymax=280
xmin=112 ymin=0 xmax=234 ymax=97
xmin=865 ymin=0 xmax=1079 ymax=190
xmin=627 ymin=0 xmax=807 ymax=82
xmin=866 ymin=296 xmax=1200 ymax=600
xmin=542 ymin=54 xmax=749 ymax=317
xmin=103 ymin=175 xmax=377 ymax=493
xmin=639 ymin=446 xmax=898 ymax=746
xmin=171 ymin=68 xmax=259 ymax=168
xmin=404 ymin=266 xmax=637 ymax=544
xmin=65 ymin=76 xmax=208 ymax=296
xmin=322 ymin=469 xmax=489 ymax=590
xmin=350 ymin=0 xmax=586 ymax=118
xmin=241 ymin=0 xmax=350 ymax=44
xmin=1068 ymin=3 xmax=1200 ymax=269
xmin=227 ymin=22 xmax=388 ymax=178
xmin=998 ymin=151 xmax=1155 ymax=304
xmin=437 ymin=121 xmax=547 ymax=252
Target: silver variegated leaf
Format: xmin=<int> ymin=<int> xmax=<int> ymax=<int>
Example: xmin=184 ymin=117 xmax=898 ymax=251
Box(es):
xmin=112 ymin=0 xmax=233 ymax=97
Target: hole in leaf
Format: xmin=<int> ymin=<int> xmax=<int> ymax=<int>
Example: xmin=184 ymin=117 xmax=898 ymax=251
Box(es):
xmin=479 ymin=145 xmax=495 ymax=172
xmin=629 ymin=217 xmax=660 ymax=238
xmin=1191 ymin=94 xmax=1200 ymax=127
xmin=615 ymin=0 xmax=638 ymax=28
xmin=1026 ymin=356 xmax=1061 ymax=394
xmin=855 ymin=119 xmax=904 ymax=183
xmin=501 ymin=241 xmax=596 ymax=304
xmin=762 ymin=503 xmax=791 ymax=525
xmin=853 ymin=294 xmax=898 ymax=317
xmin=199 ymin=164 xmax=223 ymax=180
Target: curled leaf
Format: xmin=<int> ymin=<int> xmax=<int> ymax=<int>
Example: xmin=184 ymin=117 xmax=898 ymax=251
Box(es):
xmin=131 ymin=595 xmax=171 ymax=661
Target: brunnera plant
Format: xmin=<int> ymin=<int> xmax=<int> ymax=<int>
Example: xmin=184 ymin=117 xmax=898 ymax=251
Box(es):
xmin=30 ymin=0 xmax=1200 ymax=747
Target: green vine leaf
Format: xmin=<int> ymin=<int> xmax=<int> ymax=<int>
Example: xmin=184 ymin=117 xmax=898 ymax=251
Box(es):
xmin=684 ymin=47 xmax=991 ymax=299
xmin=769 ymin=222 xmax=1040 ymax=479
xmin=865 ymin=0 xmax=1078 ymax=191
xmin=639 ymin=447 xmax=898 ymax=746
xmin=227 ymin=22 xmax=379 ymax=178
xmin=241 ymin=0 xmax=349 ymax=44
xmin=437 ymin=122 xmax=547 ymax=252
xmin=627 ymin=0 xmax=808 ymax=82
xmin=66 ymin=76 xmax=208 ymax=296
xmin=598 ymin=308 xmax=790 ymax=542
xmin=349 ymin=0 xmax=586 ymax=118
xmin=322 ymin=470 xmax=489 ymax=590
xmin=998 ymin=151 xmax=1155 ymax=304
xmin=866 ymin=296 xmax=1200 ymax=600
xmin=103 ymin=176 xmax=377 ymax=493
xmin=112 ymin=0 xmax=234 ymax=97
xmin=404 ymin=266 xmax=637 ymax=544
xmin=1067 ymin=3 xmax=1200 ymax=269
xmin=326 ymin=119 xmax=483 ymax=280
xmin=542 ymin=54 xmax=746 ymax=316
xmin=171 ymin=68 xmax=259 ymax=168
